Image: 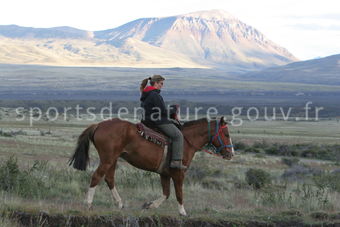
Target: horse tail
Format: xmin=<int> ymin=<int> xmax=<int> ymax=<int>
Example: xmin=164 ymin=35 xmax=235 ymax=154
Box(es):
xmin=69 ymin=124 xmax=98 ymax=171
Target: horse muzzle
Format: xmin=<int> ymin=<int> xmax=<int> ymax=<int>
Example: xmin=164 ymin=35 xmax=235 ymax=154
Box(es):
xmin=223 ymin=151 xmax=234 ymax=160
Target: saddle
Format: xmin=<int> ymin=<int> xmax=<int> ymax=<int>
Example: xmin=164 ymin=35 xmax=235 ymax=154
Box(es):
xmin=136 ymin=123 xmax=169 ymax=147
xmin=136 ymin=104 xmax=181 ymax=147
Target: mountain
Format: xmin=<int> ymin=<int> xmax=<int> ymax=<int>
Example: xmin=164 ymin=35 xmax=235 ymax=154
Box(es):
xmin=0 ymin=10 xmax=297 ymax=70
xmin=239 ymin=54 xmax=340 ymax=85
xmin=95 ymin=10 xmax=296 ymax=69
xmin=0 ymin=25 xmax=93 ymax=39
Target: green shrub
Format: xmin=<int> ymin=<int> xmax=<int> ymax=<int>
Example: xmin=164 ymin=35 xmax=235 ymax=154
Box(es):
xmin=233 ymin=178 xmax=251 ymax=190
xmin=0 ymin=157 xmax=49 ymax=198
xmin=259 ymin=186 xmax=291 ymax=207
xmin=245 ymin=147 xmax=264 ymax=153
xmin=254 ymin=153 xmax=266 ymax=159
xmin=310 ymin=211 xmax=329 ymax=220
xmin=282 ymin=165 xmax=323 ymax=181
xmin=201 ymin=178 xmax=227 ymax=190
xmin=237 ymin=142 xmax=340 ymax=162
xmin=264 ymin=146 xmax=278 ymax=155
xmin=245 ymin=168 xmax=271 ymax=189
xmin=234 ymin=141 xmax=247 ymax=150
xmin=313 ymin=171 xmax=340 ymax=193
xmin=253 ymin=141 xmax=268 ymax=149
xmin=281 ymin=157 xmax=300 ymax=167
xmin=0 ymin=129 xmax=13 ymax=137
xmin=0 ymin=156 xmax=20 ymax=191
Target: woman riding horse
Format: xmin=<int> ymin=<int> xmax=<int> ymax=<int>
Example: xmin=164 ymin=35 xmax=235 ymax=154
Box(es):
xmin=140 ymin=75 xmax=187 ymax=169
xmin=69 ymin=78 xmax=234 ymax=215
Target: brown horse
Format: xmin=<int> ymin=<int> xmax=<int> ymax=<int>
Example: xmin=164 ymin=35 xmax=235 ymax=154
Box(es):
xmin=69 ymin=116 xmax=234 ymax=216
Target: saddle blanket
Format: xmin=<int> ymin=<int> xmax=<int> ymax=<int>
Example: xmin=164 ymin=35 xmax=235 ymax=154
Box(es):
xmin=136 ymin=123 xmax=169 ymax=147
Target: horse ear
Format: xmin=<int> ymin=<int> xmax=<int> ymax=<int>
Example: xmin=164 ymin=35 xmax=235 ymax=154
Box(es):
xmin=220 ymin=116 xmax=227 ymax=125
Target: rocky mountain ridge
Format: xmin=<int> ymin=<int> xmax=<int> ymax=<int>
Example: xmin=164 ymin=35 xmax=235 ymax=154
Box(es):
xmin=0 ymin=10 xmax=297 ymax=71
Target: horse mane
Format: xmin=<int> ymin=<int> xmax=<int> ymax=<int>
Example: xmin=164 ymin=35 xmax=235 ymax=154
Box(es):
xmin=182 ymin=118 xmax=208 ymax=128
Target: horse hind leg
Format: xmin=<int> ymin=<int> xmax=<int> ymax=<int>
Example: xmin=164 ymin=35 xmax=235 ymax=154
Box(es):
xmin=86 ymin=162 xmax=111 ymax=209
xmin=105 ymin=161 xmax=123 ymax=209
xmin=143 ymin=175 xmax=170 ymax=209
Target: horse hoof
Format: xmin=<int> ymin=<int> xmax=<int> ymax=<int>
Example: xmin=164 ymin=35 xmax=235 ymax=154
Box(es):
xmin=142 ymin=202 xmax=153 ymax=209
xmin=178 ymin=205 xmax=187 ymax=216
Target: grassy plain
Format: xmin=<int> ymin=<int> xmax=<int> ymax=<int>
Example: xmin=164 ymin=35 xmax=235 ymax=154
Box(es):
xmin=2 ymin=65 xmax=340 ymax=102
xmin=0 ymin=108 xmax=340 ymax=225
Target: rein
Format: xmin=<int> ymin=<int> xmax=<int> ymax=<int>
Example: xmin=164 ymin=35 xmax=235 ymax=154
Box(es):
xmin=183 ymin=136 xmax=221 ymax=158
xmin=184 ymin=120 xmax=233 ymax=157
xmin=208 ymin=120 xmax=234 ymax=153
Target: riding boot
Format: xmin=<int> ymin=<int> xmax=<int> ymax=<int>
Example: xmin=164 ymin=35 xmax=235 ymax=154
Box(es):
xmin=170 ymin=160 xmax=187 ymax=170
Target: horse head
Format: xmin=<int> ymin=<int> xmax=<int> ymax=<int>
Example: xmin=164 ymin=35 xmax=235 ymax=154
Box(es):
xmin=210 ymin=116 xmax=234 ymax=160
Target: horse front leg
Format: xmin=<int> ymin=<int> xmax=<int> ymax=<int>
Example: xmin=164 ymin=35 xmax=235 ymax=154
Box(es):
xmin=143 ymin=174 xmax=170 ymax=209
xmin=105 ymin=161 xmax=123 ymax=209
xmin=173 ymin=172 xmax=187 ymax=216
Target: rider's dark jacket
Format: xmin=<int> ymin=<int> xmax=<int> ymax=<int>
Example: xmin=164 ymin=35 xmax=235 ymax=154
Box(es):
xmin=140 ymin=86 xmax=171 ymax=126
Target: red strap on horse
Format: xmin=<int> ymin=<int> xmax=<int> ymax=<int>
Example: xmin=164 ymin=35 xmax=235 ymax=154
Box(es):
xmin=184 ymin=121 xmax=229 ymax=159
xmin=210 ymin=124 xmax=227 ymax=144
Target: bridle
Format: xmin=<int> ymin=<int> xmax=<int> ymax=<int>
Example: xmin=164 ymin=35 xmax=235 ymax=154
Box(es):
xmin=184 ymin=119 xmax=234 ymax=157
xmin=207 ymin=120 xmax=234 ymax=154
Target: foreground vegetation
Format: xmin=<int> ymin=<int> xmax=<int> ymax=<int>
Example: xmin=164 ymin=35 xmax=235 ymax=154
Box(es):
xmin=1 ymin=152 xmax=340 ymax=226
xmin=0 ymin=109 xmax=339 ymax=226
xmin=235 ymin=142 xmax=340 ymax=162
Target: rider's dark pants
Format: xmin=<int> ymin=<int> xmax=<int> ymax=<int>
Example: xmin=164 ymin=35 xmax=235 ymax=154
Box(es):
xmin=157 ymin=123 xmax=184 ymax=160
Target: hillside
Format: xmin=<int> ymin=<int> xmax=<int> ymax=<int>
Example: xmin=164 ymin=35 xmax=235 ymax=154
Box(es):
xmin=0 ymin=10 xmax=297 ymax=71
xmin=240 ymin=54 xmax=340 ymax=85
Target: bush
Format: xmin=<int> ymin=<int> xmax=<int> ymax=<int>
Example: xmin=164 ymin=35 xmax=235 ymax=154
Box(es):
xmin=281 ymin=157 xmax=300 ymax=167
xmin=0 ymin=129 xmax=13 ymax=137
xmin=245 ymin=147 xmax=264 ymax=153
xmin=0 ymin=156 xmax=20 ymax=191
xmin=233 ymin=178 xmax=251 ymax=190
xmin=264 ymin=146 xmax=278 ymax=155
xmin=259 ymin=186 xmax=290 ymax=207
xmin=310 ymin=211 xmax=329 ymax=220
xmin=282 ymin=165 xmax=323 ymax=181
xmin=186 ymin=158 xmax=223 ymax=185
xmin=233 ymin=141 xmax=247 ymax=150
xmin=254 ymin=153 xmax=266 ymax=159
xmin=253 ymin=141 xmax=269 ymax=149
xmin=186 ymin=164 xmax=210 ymax=183
xmin=245 ymin=168 xmax=271 ymax=189
xmin=313 ymin=171 xmax=340 ymax=192
xmin=237 ymin=143 xmax=340 ymax=162
xmin=0 ymin=129 xmax=27 ymax=137
xmin=201 ymin=178 xmax=227 ymax=190
xmin=0 ymin=157 xmax=49 ymax=198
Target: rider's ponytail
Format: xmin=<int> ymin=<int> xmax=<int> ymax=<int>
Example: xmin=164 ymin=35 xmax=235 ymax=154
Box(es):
xmin=140 ymin=77 xmax=151 ymax=92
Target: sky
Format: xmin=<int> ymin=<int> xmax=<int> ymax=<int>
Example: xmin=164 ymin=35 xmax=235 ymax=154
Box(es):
xmin=1 ymin=0 xmax=340 ymax=60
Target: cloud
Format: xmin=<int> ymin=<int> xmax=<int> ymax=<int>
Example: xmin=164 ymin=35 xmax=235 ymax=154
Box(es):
xmin=287 ymin=23 xmax=340 ymax=31
xmin=288 ymin=13 xmax=340 ymax=21
xmin=278 ymin=13 xmax=340 ymax=31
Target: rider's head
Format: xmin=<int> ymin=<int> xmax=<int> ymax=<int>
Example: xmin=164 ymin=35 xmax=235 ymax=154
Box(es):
xmin=151 ymin=75 xmax=165 ymax=90
xmin=140 ymin=75 xmax=165 ymax=92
